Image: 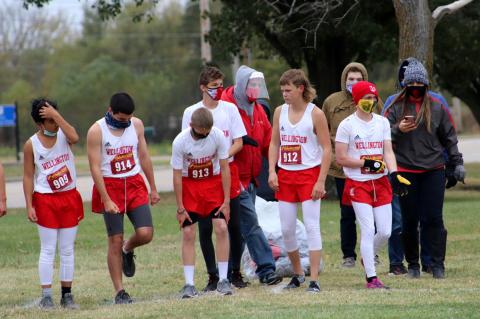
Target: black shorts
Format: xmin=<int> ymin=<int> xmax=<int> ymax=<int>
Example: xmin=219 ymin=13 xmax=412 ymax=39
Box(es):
xmin=103 ymin=204 xmax=153 ymax=236
xmin=181 ymin=207 xmax=225 ymax=228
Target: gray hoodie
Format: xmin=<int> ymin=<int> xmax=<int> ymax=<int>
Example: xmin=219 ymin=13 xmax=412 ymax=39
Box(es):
xmin=234 ymin=65 xmax=256 ymax=118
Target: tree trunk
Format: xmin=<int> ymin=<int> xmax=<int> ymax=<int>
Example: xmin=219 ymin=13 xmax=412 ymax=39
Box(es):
xmin=393 ymin=0 xmax=434 ymax=74
xmin=455 ymin=89 xmax=480 ymax=126
xmin=303 ymin=36 xmax=349 ymax=105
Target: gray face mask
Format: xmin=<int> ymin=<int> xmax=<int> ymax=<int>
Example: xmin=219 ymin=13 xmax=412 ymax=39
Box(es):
xmin=43 ymin=129 xmax=57 ymax=137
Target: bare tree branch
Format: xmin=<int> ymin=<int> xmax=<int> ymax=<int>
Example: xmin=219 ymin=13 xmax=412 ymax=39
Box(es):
xmin=0 ymin=2 xmax=70 ymax=66
xmin=259 ymin=0 xmax=357 ymax=48
xmin=432 ymin=0 xmax=474 ymax=23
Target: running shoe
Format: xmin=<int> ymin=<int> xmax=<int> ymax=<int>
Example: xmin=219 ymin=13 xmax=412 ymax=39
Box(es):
xmin=366 ymin=277 xmax=389 ymax=289
xmin=259 ymin=272 xmax=283 ymax=285
xmin=342 ymin=257 xmax=356 ymax=268
xmin=39 ymin=295 xmax=54 ymax=309
xmin=306 ymin=281 xmax=321 ymax=293
xmin=230 ymin=271 xmax=249 ymax=289
xmin=115 ymin=289 xmax=133 ymax=304
xmin=180 ymin=284 xmax=199 ymax=299
xmin=407 ymin=268 xmax=421 ymax=279
xmin=389 ymin=264 xmax=408 ymax=276
xmin=60 ymin=293 xmax=79 ymax=309
xmin=284 ymin=275 xmax=305 ymax=289
xmin=122 ymin=249 xmax=136 ymax=278
xmin=216 ymin=279 xmax=233 ymax=296
xmin=202 ymin=273 xmax=219 ymax=292
xmin=432 ymin=267 xmax=445 ymax=279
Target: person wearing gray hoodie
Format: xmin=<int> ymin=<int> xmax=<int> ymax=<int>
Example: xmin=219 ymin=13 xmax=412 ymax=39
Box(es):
xmin=221 ymin=65 xmax=282 ymax=285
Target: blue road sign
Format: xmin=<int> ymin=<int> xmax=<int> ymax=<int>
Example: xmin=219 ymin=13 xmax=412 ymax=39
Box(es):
xmin=0 ymin=105 xmax=16 ymax=127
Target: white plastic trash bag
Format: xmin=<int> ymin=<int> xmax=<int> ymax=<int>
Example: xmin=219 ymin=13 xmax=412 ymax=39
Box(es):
xmin=241 ymin=196 xmax=323 ymax=279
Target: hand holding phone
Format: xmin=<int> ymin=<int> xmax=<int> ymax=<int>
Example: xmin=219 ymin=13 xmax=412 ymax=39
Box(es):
xmin=399 ymin=115 xmax=417 ymax=133
xmin=403 ymin=115 xmax=415 ymax=123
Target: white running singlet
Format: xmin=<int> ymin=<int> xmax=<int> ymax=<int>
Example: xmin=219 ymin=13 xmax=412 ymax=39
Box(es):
xmin=97 ymin=118 xmax=141 ymax=178
xmin=31 ymin=129 xmax=77 ymax=193
xmin=277 ymin=103 xmax=323 ymax=171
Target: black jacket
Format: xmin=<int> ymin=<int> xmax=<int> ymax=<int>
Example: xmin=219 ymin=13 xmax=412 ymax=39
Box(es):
xmin=384 ymin=94 xmax=463 ymax=170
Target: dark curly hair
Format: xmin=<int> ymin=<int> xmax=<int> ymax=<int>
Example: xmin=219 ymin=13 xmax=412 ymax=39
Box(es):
xmin=31 ymin=98 xmax=58 ymax=123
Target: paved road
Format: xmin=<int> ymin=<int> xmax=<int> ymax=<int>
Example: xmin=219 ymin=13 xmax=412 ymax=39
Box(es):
xmin=6 ymin=167 xmax=173 ymax=209
xmin=5 ymin=136 xmax=480 ymax=209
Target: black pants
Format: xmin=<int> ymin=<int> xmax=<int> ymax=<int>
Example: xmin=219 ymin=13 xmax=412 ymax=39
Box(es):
xmin=335 ymin=178 xmax=357 ymax=259
xmin=198 ymin=196 xmax=244 ymax=275
xmin=399 ymin=169 xmax=447 ymax=271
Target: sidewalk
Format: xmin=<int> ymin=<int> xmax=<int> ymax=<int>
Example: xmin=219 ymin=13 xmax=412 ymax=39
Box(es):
xmin=6 ymin=166 xmax=173 ymax=209
xmin=5 ymin=136 xmax=480 ymax=209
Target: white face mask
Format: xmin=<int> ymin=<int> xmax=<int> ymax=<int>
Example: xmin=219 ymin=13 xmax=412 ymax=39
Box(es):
xmin=346 ymin=80 xmax=359 ymax=93
xmin=43 ymin=129 xmax=57 ymax=137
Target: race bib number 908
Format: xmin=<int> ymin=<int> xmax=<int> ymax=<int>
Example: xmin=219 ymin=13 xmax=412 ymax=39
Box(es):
xmin=47 ymin=165 xmax=73 ymax=191
xmin=111 ymin=152 xmax=136 ymax=175
xmin=280 ymin=145 xmax=302 ymax=165
xmin=188 ymin=161 xmax=213 ymax=179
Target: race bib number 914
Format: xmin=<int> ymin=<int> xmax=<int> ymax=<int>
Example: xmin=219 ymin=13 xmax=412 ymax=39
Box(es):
xmin=111 ymin=152 xmax=136 ymax=175
xmin=280 ymin=145 xmax=302 ymax=165
xmin=47 ymin=165 xmax=73 ymax=191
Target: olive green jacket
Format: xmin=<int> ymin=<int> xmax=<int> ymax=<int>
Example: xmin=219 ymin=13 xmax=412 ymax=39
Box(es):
xmin=322 ymin=62 xmax=383 ymax=178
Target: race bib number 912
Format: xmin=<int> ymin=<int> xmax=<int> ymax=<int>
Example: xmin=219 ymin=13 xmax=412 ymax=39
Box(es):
xmin=280 ymin=145 xmax=302 ymax=165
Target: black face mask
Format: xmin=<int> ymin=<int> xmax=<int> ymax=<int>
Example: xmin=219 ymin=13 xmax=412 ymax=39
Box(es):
xmin=191 ymin=129 xmax=209 ymax=140
xmin=406 ymin=85 xmax=426 ymax=98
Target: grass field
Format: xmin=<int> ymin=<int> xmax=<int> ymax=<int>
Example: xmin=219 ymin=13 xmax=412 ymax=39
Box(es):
xmin=0 ymin=188 xmax=479 ymax=319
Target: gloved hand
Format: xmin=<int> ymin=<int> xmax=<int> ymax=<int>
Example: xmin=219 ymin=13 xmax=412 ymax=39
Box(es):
xmin=446 ymin=164 xmax=466 ymax=189
xmin=242 ymin=135 xmax=258 ymax=147
xmin=445 ymin=165 xmax=457 ymax=189
xmin=453 ymin=164 xmax=466 ymax=183
xmin=362 ymin=159 xmax=385 ymax=173
xmin=390 ymin=172 xmax=411 ymax=196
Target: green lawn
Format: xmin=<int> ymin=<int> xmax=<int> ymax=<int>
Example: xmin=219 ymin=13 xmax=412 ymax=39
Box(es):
xmin=0 ymin=189 xmax=479 ymax=318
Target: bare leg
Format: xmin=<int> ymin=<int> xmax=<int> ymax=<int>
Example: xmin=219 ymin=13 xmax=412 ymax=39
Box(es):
xmin=107 ymin=234 xmax=124 ymax=292
xmin=213 ymin=219 xmax=229 ymax=262
xmin=123 ymin=226 xmax=153 ymax=252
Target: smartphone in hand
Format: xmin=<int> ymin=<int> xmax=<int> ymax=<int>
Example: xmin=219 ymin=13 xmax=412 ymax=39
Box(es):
xmin=404 ymin=115 xmax=415 ymax=124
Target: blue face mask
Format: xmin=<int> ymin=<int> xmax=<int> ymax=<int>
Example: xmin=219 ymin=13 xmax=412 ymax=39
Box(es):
xmin=105 ymin=111 xmax=131 ymax=129
xmin=43 ymin=130 xmax=57 ymax=137
xmin=346 ymin=80 xmax=358 ymax=94
xmin=206 ymin=86 xmax=223 ymax=101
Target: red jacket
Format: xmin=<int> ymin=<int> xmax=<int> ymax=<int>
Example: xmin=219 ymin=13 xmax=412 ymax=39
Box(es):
xmin=221 ymin=86 xmax=271 ymax=188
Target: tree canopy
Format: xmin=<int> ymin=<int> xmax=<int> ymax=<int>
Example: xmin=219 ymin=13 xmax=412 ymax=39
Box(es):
xmin=14 ymin=0 xmax=480 ymax=129
xmin=208 ymin=0 xmax=480 ymax=122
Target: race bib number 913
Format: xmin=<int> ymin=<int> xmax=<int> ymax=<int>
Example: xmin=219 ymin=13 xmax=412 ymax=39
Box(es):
xmin=47 ymin=165 xmax=73 ymax=191
xmin=111 ymin=152 xmax=136 ymax=175
xmin=188 ymin=161 xmax=213 ymax=179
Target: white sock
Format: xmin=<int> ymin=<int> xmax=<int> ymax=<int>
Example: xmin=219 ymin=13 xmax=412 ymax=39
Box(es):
xmin=42 ymin=287 xmax=52 ymax=297
xmin=218 ymin=262 xmax=228 ymax=281
xmin=183 ymin=265 xmax=195 ymax=285
xmin=122 ymin=241 xmax=130 ymax=254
